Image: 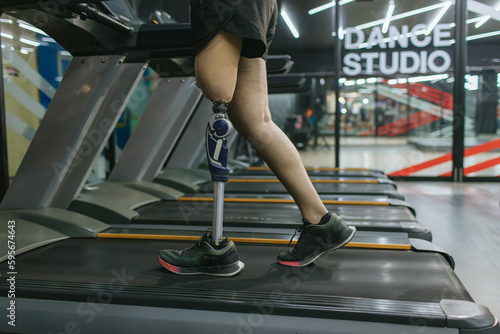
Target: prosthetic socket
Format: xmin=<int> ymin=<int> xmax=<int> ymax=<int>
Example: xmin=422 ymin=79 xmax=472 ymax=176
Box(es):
xmin=206 ymin=101 xmax=233 ymax=182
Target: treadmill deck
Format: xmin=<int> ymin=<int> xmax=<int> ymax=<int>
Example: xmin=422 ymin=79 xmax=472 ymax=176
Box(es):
xmin=6 ymin=238 xmax=470 ymax=304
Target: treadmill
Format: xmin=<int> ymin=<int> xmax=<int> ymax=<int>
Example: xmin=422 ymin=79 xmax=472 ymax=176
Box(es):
xmin=0 ymin=1 xmax=498 ymax=333
xmin=1 ymin=234 xmax=499 ymax=334
xmin=233 ymin=166 xmax=388 ymax=178
xmin=155 ymin=79 xmax=403 ymax=200
xmin=63 ymin=51 xmax=428 ymax=239
xmin=60 ymin=20 xmax=428 ymax=240
xmin=155 ymin=167 xmax=404 ymax=198
xmin=68 ymin=87 xmax=428 ymax=237
xmin=129 ymin=195 xmax=430 ymax=240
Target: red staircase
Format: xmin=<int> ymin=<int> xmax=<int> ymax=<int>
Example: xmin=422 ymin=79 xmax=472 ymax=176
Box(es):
xmin=360 ymin=81 xmax=452 ymax=137
xmin=360 ymin=110 xmax=441 ymax=137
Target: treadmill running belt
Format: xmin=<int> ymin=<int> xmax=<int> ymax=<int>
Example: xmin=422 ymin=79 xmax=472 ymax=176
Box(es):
xmin=134 ymin=201 xmax=416 ymax=226
xmin=211 ymin=182 xmax=398 ymax=195
xmin=4 ymin=238 xmax=497 ymax=334
xmin=233 ymin=169 xmax=386 ymax=178
xmin=8 ymin=238 xmax=470 ymax=304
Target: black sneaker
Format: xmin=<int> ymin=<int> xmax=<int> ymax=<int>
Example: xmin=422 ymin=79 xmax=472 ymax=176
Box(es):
xmin=158 ymin=232 xmax=244 ymax=276
xmin=277 ymin=214 xmax=356 ymax=267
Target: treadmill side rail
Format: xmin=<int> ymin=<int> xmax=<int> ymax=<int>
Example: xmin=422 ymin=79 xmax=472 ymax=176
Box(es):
xmin=154 ymin=167 xmax=211 ymax=193
xmin=0 ymin=297 xmax=458 ymax=334
xmin=400 ymin=222 xmax=433 ymax=241
xmin=0 ymin=218 xmax=68 ymax=262
xmin=409 ymin=238 xmax=455 ymax=269
xmin=5 ymin=285 xmax=498 ymax=333
xmin=386 ymin=198 xmax=417 ymax=216
xmin=440 ymin=300 xmax=500 ymax=333
xmin=0 ymin=208 xmax=109 ymax=261
xmin=69 ymin=182 xmax=162 ymax=224
xmin=3 ymin=208 xmax=109 ymax=237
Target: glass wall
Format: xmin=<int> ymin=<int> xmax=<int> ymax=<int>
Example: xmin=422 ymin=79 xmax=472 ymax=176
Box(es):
xmin=464 ymin=0 xmax=500 ymax=178
xmin=1 ymin=0 xmax=498 ymax=182
xmin=289 ymin=0 xmax=499 ymax=180
xmin=337 ymin=0 xmax=456 ymax=177
xmin=1 ymin=13 xmax=158 ymax=182
xmin=1 ymin=14 xmax=68 ymax=181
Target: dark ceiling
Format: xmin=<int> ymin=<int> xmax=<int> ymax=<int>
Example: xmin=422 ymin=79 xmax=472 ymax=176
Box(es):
xmin=271 ymin=0 xmax=500 ymax=50
xmin=140 ymin=0 xmax=500 ymax=74
xmin=268 ymin=0 xmax=500 ymax=73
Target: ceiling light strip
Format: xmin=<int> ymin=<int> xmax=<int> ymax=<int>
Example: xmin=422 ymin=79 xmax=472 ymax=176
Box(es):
xmin=281 ymin=10 xmax=300 ymax=38
xmin=425 ymin=1 xmax=452 ymax=35
xmin=474 ymin=15 xmax=491 ymax=28
xmin=18 ymin=22 xmax=48 ymax=36
xmin=309 ymin=1 xmax=334 ymax=15
xmin=357 ymin=29 xmax=426 ymax=49
xmin=382 ymin=3 xmax=395 ymax=33
xmin=0 ymin=32 xmax=14 ymax=40
xmin=19 ymin=37 xmax=41 ymax=47
xmin=308 ymin=0 xmax=355 ymax=15
xmin=355 ymin=2 xmax=449 ymax=30
xmin=466 ymin=30 xmax=500 ymax=40
xmin=466 ymin=16 xmax=485 ymax=24
xmin=408 ymin=74 xmax=449 ymax=83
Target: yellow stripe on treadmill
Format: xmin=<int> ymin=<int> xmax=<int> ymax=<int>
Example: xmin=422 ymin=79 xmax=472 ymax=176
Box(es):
xmin=306 ymin=167 xmax=373 ymax=172
xmin=247 ymin=167 xmax=373 ymax=172
xmin=177 ymin=197 xmax=390 ymax=206
xmin=229 ymin=178 xmax=378 ymax=184
xmin=97 ymin=233 xmax=411 ymax=250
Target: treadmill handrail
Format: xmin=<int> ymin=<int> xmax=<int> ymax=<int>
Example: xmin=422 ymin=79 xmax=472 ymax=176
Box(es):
xmin=268 ymin=74 xmax=306 ymax=89
xmin=266 ymin=55 xmax=293 ymax=74
xmin=68 ymin=3 xmax=133 ymax=35
xmin=1 ymin=1 xmax=193 ymax=58
xmin=0 ymin=0 xmax=108 ymax=6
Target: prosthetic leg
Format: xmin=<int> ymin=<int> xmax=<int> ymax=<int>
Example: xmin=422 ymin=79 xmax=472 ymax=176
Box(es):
xmin=206 ymin=101 xmax=233 ymax=244
xmin=158 ymin=100 xmax=243 ymax=276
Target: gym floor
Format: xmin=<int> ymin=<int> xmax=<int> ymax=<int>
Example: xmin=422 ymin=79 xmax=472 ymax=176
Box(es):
xmin=298 ymin=144 xmax=500 ymax=318
xmin=398 ymin=182 xmax=500 ymax=319
xmin=299 ymin=137 xmax=500 ymax=176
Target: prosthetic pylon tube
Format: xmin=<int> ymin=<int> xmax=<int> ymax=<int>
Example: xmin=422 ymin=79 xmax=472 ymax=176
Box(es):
xmin=206 ymin=101 xmax=233 ymax=244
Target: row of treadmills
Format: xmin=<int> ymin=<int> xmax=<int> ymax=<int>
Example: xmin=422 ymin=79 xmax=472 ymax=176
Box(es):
xmin=0 ymin=1 xmax=499 ymax=333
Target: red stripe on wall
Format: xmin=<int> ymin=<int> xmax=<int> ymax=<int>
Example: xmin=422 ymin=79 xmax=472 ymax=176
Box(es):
xmin=439 ymin=156 xmax=500 ymax=176
xmin=389 ymin=138 xmax=500 ymax=176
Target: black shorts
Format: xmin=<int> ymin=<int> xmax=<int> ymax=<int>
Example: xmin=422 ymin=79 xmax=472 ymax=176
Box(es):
xmin=190 ymin=0 xmax=278 ymax=60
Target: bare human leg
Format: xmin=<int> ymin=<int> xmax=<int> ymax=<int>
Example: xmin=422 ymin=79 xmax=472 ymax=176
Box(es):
xmin=225 ymin=58 xmax=358 ymax=268
xmin=227 ymin=57 xmax=328 ymax=224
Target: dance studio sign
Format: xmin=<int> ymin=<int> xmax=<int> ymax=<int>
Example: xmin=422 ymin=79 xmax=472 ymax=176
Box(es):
xmin=342 ymin=23 xmax=453 ymax=76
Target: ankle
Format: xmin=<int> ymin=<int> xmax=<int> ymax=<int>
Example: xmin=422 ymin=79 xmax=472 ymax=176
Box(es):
xmin=305 ymin=211 xmax=331 ymax=225
xmin=209 ymin=237 xmax=229 ymax=250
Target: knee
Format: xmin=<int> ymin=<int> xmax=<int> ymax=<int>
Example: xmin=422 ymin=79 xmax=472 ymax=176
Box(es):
xmin=234 ymin=118 xmax=275 ymax=150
